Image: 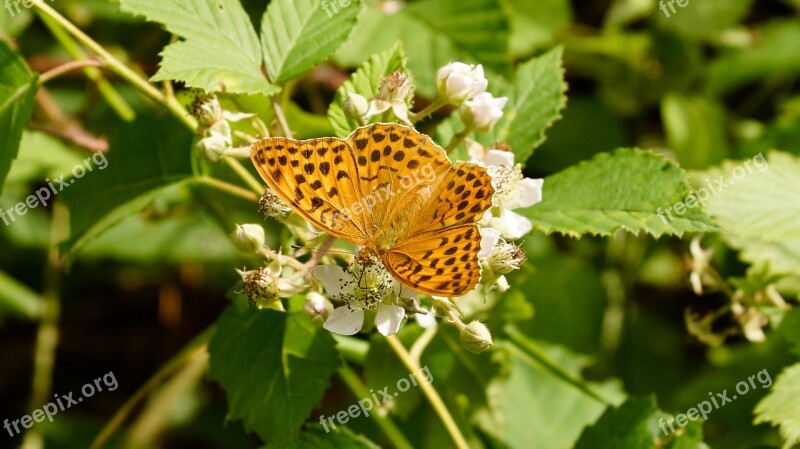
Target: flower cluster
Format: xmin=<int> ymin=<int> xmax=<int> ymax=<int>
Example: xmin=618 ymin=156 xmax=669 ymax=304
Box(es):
xmin=192 ymin=94 xmax=255 ymax=162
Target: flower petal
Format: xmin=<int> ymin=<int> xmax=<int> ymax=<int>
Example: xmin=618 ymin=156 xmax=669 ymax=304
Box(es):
xmin=479 ymin=227 xmax=501 ymax=258
xmin=324 ymin=306 xmax=365 ymax=335
xmin=484 ymin=149 xmax=515 ymax=168
xmin=312 ymin=265 xmax=354 ymax=298
xmin=375 ymin=304 xmax=406 ymax=336
xmin=491 ymin=209 xmax=532 ymax=239
xmin=512 ymin=177 xmax=544 ymax=209
xmin=415 ymin=311 xmax=438 ymax=329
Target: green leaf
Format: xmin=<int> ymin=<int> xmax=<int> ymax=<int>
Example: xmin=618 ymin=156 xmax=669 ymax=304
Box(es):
xmin=482 ymin=336 xmax=625 ymax=448
xmin=119 ymin=0 xmax=279 ymax=95
xmin=575 ymin=396 xmax=705 ymax=449
xmin=690 ymin=151 xmax=800 ymax=242
xmin=208 ymin=306 xmax=341 ymax=444
xmin=755 ymin=363 xmax=800 ymax=447
xmin=328 ymin=42 xmax=407 ymax=137
xmin=335 ymin=0 xmax=508 ymax=97
xmin=707 ymin=21 xmax=800 ymax=95
xmin=661 ymin=94 xmax=730 ymax=169
xmin=59 ymin=116 xmax=194 ymax=257
xmin=261 ymin=0 xmax=360 ymax=83
xmin=499 ymin=0 xmax=572 ymax=58
xmin=0 ymin=40 xmax=38 ymax=193
xmin=522 ymin=148 xmax=719 ymax=238
xmin=491 ymin=46 xmax=567 ymax=162
xmin=273 ymin=425 xmax=380 ymax=449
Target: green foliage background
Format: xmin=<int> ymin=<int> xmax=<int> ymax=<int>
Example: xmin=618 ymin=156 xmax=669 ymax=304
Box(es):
xmin=2 ymin=0 xmax=800 ymax=448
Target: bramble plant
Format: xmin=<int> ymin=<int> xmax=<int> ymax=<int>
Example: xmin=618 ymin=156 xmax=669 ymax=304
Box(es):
xmin=2 ymin=0 xmax=800 ymax=448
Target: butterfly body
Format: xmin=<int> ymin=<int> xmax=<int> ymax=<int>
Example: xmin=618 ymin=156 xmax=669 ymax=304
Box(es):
xmin=250 ymin=123 xmax=494 ymax=296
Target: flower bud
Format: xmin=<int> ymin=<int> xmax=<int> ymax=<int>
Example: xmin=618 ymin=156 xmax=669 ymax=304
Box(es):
xmin=304 ymin=292 xmax=331 ymax=322
xmin=191 ymin=94 xmax=223 ymax=127
xmin=436 ymin=62 xmax=488 ymax=104
xmin=232 ymin=224 xmax=265 ymax=253
xmin=196 ymin=130 xmax=231 ymax=163
xmin=258 ymin=189 xmax=292 ymax=219
xmin=460 ymin=92 xmax=508 ymax=132
xmin=344 ymin=92 xmax=369 ymax=119
xmin=459 ymin=321 xmax=493 ymax=353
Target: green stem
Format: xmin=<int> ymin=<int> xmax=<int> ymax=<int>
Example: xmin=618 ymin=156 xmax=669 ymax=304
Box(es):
xmin=196 ymin=176 xmax=259 ymax=202
xmin=90 ymin=329 xmax=213 ymax=449
xmin=271 ymin=96 xmax=292 ymax=137
xmin=37 ymin=9 xmax=135 ymax=122
xmin=21 ymin=205 xmax=67 ymax=449
xmin=337 ymin=364 xmax=414 ymax=449
xmin=32 ymin=0 xmax=196 ymax=130
xmin=38 ymin=59 xmax=105 ymax=84
xmin=223 ymin=157 xmax=264 ymax=195
xmin=385 ymin=335 xmax=469 ymax=449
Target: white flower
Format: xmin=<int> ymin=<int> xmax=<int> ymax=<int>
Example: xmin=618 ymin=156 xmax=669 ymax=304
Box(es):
xmin=474 ymin=149 xmax=543 ymax=239
xmin=478 ymin=227 xmax=525 ymax=291
xmin=460 ymin=92 xmax=508 ymax=132
xmin=364 ymin=71 xmax=413 ymax=125
xmin=436 ymin=62 xmax=488 ymax=104
xmin=312 ymin=263 xmax=418 ymax=336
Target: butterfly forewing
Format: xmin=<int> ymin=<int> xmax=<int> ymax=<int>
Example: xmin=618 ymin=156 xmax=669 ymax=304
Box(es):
xmin=251 ymin=136 xmax=371 ymax=244
xmin=346 ymin=124 xmax=450 ymax=236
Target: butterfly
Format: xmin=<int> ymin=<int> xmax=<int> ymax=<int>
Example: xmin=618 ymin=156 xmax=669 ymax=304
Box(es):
xmin=250 ymin=123 xmax=494 ymax=296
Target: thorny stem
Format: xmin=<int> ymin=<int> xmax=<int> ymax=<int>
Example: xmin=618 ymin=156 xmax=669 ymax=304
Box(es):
xmin=337 ymin=364 xmax=415 ymax=449
xmin=408 ymin=99 xmax=446 ymax=124
xmin=385 ymin=335 xmax=470 ymax=449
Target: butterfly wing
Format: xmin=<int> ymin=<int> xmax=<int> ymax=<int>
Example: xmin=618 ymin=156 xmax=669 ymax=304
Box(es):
xmin=346 ymin=123 xmax=451 ymax=235
xmin=405 ymin=161 xmax=494 ymax=236
xmin=382 ymin=161 xmax=495 ymax=296
xmin=382 ymin=225 xmax=483 ymax=296
xmin=251 ymin=136 xmax=371 ymax=244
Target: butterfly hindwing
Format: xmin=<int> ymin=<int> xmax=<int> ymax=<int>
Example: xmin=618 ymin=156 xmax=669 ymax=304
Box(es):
xmin=382 ymin=225 xmax=483 ymax=296
xmin=405 ymin=161 xmax=495 ymax=237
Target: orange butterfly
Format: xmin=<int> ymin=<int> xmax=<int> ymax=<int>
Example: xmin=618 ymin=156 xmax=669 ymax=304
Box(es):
xmin=250 ymin=123 xmax=494 ymax=296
